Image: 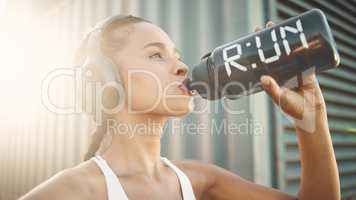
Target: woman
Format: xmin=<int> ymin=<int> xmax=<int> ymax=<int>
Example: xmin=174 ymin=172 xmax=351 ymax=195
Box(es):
xmin=20 ymin=15 xmax=340 ymax=200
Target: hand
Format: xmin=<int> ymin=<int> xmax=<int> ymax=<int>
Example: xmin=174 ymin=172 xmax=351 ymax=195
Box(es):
xmin=255 ymin=21 xmax=327 ymax=133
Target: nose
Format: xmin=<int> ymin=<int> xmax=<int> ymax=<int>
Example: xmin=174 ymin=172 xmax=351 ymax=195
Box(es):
xmin=174 ymin=62 xmax=189 ymax=77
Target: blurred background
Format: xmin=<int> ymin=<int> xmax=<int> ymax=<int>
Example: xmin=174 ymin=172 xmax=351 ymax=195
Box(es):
xmin=0 ymin=0 xmax=355 ymax=199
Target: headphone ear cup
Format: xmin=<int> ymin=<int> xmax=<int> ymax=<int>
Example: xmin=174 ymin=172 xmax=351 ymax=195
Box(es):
xmin=82 ymin=58 xmax=123 ymax=120
xmin=80 ymin=25 xmax=126 ymax=122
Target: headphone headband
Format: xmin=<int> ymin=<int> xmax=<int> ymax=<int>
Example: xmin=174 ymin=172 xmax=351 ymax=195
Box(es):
xmin=92 ymin=14 xmax=131 ymax=31
xmin=85 ymin=14 xmax=131 ymax=55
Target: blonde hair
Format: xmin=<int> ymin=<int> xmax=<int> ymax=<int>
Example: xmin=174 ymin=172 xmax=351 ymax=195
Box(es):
xmin=73 ymin=15 xmax=150 ymax=161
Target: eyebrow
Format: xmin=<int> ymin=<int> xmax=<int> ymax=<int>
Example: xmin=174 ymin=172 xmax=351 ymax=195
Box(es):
xmin=143 ymin=42 xmax=180 ymax=55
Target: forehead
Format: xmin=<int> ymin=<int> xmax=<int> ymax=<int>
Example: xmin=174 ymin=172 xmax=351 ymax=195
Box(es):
xmin=126 ymin=22 xmax=176 ymax=50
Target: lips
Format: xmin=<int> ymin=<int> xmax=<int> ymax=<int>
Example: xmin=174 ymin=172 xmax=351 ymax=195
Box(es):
xmin=178 ymin=82 xmax=195 ymax=96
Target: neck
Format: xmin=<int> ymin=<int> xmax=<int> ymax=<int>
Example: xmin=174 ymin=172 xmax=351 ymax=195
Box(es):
xmin=100 ymin=108 xmax=168 ymax=177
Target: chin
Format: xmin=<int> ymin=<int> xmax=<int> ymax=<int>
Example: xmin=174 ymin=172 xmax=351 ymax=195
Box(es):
xmin=166 ymin=97 xmax=194 ymax=117
xmin=171 ymin=108 xmax=192 ymax=117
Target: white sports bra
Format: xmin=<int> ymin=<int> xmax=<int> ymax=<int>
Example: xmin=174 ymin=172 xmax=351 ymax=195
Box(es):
xmin=92 ymin=155 xmax=196 ymax=200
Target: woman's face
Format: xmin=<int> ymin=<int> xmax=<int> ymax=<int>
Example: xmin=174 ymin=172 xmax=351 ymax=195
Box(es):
xmin=111 ymin=22 xmax=194 ymax=117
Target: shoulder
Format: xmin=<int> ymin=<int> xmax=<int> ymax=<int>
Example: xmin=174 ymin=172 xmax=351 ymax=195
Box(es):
xmin=171 ymin=158 xmax=230 ymax=181
xmin=170 ymin=159 xmax=230 ymax=197
xmin=19 ymin=159 xmax=100 ymax=200
xmin=171 ymin=159 xmax=221 ymax=174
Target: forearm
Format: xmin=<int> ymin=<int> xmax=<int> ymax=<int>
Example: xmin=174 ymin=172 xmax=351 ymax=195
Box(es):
xmin=295 ymin=107 xmax=340 ymax=200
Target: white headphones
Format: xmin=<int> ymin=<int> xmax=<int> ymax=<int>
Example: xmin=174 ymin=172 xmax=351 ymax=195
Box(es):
xmin=82 ymin=14 xmax=131 ymax=84
xmin=81 ymin=15 xmax=132 ymax=119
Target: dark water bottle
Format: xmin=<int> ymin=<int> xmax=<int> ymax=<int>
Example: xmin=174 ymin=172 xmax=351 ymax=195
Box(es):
xmin=185 ymin=9 xmax=340 ymax=100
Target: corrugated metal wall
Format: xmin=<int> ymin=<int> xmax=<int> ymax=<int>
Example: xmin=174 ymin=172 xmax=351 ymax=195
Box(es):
xmin=0 ymin=0 xmax=269 ymax=199
xmin=269 ymin=0 xmax=356 ymax=198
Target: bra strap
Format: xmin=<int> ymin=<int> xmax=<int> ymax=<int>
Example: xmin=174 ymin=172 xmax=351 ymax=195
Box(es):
xmin=92 ymin=156 xmax=129 ymax=200
xmin=161 ymin=157 xmax=196 ymax=200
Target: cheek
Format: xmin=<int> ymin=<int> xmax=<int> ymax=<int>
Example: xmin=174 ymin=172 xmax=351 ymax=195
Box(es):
xmin=127 ymin=72 xmax=163 ymax=110
xmin=119 ymin=61 xmax=190 ymax=114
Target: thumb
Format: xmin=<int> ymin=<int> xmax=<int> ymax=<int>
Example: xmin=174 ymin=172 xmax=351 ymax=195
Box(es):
xmin=260 ymin=75 xmax=282 ymax=103
xmin=261 ymin=75 xmax=305 ymax=119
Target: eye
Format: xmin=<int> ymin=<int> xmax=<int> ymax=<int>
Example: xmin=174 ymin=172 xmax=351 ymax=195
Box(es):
xmin=149 ymin=52 xmax=163 ymax=59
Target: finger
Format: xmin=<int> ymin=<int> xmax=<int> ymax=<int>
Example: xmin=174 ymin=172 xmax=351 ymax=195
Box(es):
xmin=298 ymin=71 xmax=320 ymax=91
xmin=266 ymin=21 xmax=274 ymax=28
xmin=279 ymin=87 xmax=305 ymax=119
xmin=301 ymin=72 xmax=318 ymax=86
xmin=254 ymin=26 xmax=262 ymax=32
xmin=260 ymin=75 xmax=282 ymax=103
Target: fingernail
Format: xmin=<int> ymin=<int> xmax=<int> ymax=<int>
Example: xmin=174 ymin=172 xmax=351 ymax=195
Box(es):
xmin=261 ymin=76 xmax=270 ymax=87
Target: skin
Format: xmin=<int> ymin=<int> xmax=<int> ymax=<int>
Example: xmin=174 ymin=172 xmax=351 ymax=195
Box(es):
xmin=20 ymin=21 xmax=340 ymax=200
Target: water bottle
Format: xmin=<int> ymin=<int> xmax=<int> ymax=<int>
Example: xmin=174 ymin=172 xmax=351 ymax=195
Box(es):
xmin=185 ymin=9 xmax=340 ymax=100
